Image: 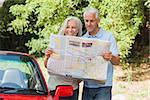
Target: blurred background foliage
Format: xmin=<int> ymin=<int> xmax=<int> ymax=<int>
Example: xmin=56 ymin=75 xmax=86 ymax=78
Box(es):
xmin=0 ymin=0 xmax=149 ymax=66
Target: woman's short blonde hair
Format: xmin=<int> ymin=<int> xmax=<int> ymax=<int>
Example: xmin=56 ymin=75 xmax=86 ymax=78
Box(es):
xmin=58 ymin=16 xmax=82 ymax=36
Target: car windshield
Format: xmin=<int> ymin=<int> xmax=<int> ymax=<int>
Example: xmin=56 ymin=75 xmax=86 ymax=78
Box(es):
xmin=0 ymin=54 xmax=47 ymax=95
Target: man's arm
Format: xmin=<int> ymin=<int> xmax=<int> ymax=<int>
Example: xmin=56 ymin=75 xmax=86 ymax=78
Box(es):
xmin=111 ymin=55 xmax=120 ymax=65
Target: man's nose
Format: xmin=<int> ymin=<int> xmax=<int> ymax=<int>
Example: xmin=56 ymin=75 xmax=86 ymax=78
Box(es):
xmin=87 ymin=21 xmax=91 ymax=26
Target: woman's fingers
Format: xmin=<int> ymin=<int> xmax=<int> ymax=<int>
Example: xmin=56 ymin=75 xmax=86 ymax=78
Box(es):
xmin=45 ymin=49 xmax=53 ymax=58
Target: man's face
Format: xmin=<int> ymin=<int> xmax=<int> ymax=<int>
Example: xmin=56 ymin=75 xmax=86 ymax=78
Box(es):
xmin=84 ymin=13 xmax=99 ymax=34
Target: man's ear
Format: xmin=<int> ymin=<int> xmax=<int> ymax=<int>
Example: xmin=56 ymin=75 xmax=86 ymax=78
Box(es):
xmin=98 ymin=18 xmax=100 ymax=23
xmin=97 ymin=18 xmax=100 ymax=26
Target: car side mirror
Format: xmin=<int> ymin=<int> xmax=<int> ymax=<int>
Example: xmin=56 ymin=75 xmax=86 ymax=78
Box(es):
xmin=53 ymin=85 xmax=73 ymax=100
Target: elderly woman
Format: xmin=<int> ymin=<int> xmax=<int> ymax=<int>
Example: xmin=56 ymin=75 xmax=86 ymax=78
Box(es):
xmin=44 ymin=16 xmax=82 ymax=100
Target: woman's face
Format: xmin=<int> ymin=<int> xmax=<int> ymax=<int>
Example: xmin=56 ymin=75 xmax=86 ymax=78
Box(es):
xmin=64 ymin=20 xmax=79 ymax=36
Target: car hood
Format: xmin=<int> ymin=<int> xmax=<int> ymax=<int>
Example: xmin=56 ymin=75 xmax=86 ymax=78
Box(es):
xmin=0 ymin=94 xmax=53 ymax=100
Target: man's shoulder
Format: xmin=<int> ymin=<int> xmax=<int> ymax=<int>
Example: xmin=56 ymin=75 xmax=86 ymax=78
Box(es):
xmin=97 ymin=28 xmax=114 ymax=39
xmin=100 ymin=27 xmax=113 ymax=35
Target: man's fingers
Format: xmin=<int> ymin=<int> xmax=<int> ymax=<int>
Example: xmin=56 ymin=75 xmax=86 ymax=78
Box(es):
xmin=103 ymin=51 xmax=112 ymax=61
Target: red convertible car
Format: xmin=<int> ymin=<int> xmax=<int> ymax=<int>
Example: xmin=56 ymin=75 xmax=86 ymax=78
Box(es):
xmin=0 ymin=51 xmax=73 ymax=100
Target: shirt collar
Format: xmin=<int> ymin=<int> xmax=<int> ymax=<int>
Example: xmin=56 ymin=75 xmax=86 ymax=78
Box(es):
xmin=86 ymin=27 xmax=104 ymax=38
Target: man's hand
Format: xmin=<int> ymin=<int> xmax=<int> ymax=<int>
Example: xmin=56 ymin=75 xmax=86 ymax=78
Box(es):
xmin=103 ymin=51 xmax=120 ymax=65
xmin=103 ymin=51 xmax=112 ymax=61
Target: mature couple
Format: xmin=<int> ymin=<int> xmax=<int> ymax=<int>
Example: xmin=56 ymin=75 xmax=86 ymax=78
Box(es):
xmin=44 ymin=7 xmax=120 ymax=100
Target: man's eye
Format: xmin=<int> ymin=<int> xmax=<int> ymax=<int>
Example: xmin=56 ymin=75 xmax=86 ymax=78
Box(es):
xmin=84 ymin=20 xmax=88 ymax=22
xmin=91 ymin=20 xmax=93 ymax=22
xmin=72 ymin=27 xmax=76 ymax=29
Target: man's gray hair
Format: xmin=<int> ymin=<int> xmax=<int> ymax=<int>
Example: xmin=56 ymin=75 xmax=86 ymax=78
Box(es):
xmin=58 ymin=16 xmax=82 ymax=36
xmin=83 ymin=7 xmax=99 ymax=19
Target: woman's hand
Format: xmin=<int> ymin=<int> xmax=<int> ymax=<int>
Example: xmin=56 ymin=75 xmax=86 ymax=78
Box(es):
xmin=44 ymin=48 xmax=53 ymax=68
xmin=45 ymin=48 xmax=53 ymax=58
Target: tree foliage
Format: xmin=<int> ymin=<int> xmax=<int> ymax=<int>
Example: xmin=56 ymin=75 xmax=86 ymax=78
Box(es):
xmin=9 ymin=0 xmax=145 ymax=61
xmin=145 ymin=0 xmax=150 ymax=8
xmin=0 ymin=0 xmax=26 ymax=50
xmin=9 ymin=0 xmax=87 ymax=56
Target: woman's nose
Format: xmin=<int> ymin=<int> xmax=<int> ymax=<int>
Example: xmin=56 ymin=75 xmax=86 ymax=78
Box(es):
xmin=68 ymin=28 xmax=73 ymax=32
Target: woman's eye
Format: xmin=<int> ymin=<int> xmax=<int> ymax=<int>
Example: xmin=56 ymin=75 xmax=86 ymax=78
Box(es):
xmin=72 ymin=27 xmax=76 ymax=29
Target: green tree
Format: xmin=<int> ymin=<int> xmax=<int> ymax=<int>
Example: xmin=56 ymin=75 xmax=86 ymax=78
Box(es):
xmin=0 ymin=0 xmax=26 ymax=50
xmin=145 ymin=0 xmax=150 ymax=8
xmin=9 ymin=0 xmax=87 ymax=56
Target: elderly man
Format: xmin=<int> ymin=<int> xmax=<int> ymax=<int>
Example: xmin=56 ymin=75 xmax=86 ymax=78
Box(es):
xmin=82 ymin=7 xmax=120 ymax=100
